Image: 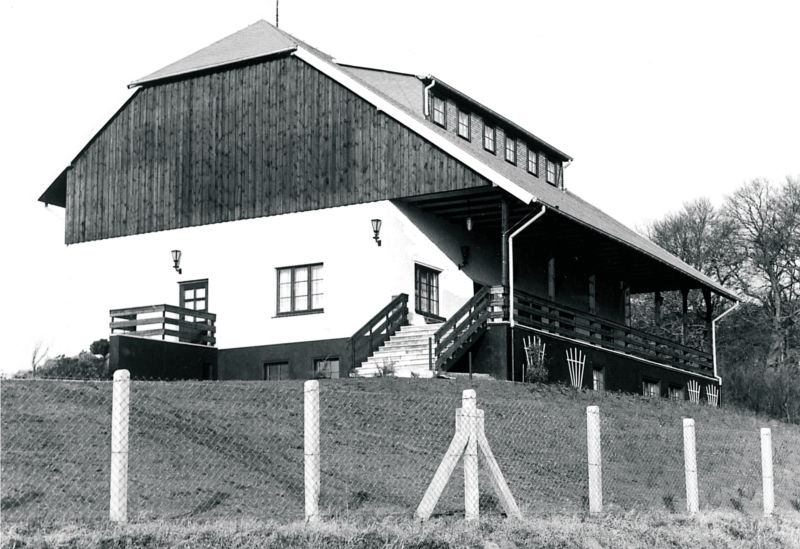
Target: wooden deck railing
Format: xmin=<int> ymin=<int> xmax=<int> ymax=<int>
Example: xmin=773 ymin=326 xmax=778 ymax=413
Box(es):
xmin=432 ymin=286 xmax=496 ymax=372
xmin=346 ymin=294 xmax=409 ymax=373
xmin=513 ymin=289 xmax=713 ymax=373
xmin=109 ymin=304 xmax=217 ymax=346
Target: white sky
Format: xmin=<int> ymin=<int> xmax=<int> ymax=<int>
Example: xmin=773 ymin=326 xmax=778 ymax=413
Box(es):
xmin=2 ymin=0 xmax=799 ymax=375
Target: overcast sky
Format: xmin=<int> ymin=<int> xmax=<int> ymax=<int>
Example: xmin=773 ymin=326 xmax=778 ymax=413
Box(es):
xmin=2 ymin=0 xmax=799 ymax=375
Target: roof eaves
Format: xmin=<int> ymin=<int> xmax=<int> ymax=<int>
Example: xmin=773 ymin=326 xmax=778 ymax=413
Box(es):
xmin=428 ymin=76 xmax=573 ymax=163
xmin=128 ymin=46 xmax=298 ymax=88
xmin=292 ymin=47 xmax=536 ymax=206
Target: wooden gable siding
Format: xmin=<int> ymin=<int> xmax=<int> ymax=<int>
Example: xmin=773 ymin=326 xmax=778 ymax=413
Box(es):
xmin=66 ymin=56 xmax=490 ymax=244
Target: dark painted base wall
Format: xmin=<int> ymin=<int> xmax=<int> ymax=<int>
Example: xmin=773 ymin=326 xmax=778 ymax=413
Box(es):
xmin=448 ymin=323 xmax=721 ymax=403
xmin=218 ymin=338 xmax=351 ymax=380
xmin=110 ymin=335 xmax=218 ymax=380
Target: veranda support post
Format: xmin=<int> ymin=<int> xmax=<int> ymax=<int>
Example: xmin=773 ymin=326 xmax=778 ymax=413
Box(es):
xmin=683 ymin=418 xmax=699 ymax=515
xmin=304 ymin=380 xmax=320 ymax=523
xmin=761 ymin=428 xmax=774 ymax=517
xmin=586 ymin=406 xmax=602 ymax=514
xmin=109 ymin=369 xmax=130 ymax=522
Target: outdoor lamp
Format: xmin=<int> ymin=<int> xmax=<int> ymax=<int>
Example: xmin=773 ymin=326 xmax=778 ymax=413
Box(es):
xmin=171 ymin=249 xmax=182 ymax=274
xmin=466 ymin=216 xmax=473 ymax=231
xmin=458 ymin=245 xmax=470 ymax=270
xmin=371 ymin=219 xmax=382 ymax=246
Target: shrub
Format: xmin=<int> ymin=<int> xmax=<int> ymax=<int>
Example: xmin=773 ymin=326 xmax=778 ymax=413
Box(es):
xmin=37 ymin=351 xmax=109 ymax=379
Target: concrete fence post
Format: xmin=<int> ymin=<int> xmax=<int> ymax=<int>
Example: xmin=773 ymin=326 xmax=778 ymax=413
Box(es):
xmin=683 ymin=418 xmax=699 ymax=515
xmin=586 ymin=405 xmax=602 ymax=514
xmin=462 ymin=389 xmax=479 ymax=521
xmin=109 ymin=369 xmax=130 ymax=522
xmin=761 ymin=428 xmax=774 ymax=517
xmin=304 ymin=380 xmax=320 ymax=522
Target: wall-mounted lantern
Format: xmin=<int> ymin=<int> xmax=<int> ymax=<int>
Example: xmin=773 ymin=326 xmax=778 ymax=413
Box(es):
xmin=171 ymin=249 xmax=183 ymax=274
xmin=371 ymin=219 xmax=382 ymax=246
xmin=466 ymin=216 xmax=473 ymax=232
xmin=458 ymin=245 xmax=470 ymax=270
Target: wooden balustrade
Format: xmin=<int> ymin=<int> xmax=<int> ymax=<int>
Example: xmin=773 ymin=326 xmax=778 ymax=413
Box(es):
xmin=347 ymin=294 xmax=409 ymax=373
xmin=513 ymin=289 xmax=713 ymax=374
xmin=433 ymin=286 xmax=493 ymax=371
xmin=109 ymin=304 xmax=217 ymax=346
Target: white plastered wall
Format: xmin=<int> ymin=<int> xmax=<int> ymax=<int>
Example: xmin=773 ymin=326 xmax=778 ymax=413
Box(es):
xmin=60 ymin=200 xmax=490 ymax=349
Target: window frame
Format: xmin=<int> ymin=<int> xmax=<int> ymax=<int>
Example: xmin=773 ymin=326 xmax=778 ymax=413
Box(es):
xmin=314 ymin=357 xmax=340 ymax=379
xmin=431 ymin=95 xmax=446 ymax=128
xmin=263 ymin=361 xmax=288 ymax=381
xmin=415 ymin=263 xmax=441 ymax=318
xmin=668 ymin=385 xmax=684 ymax=401
xmin=276 ymin=263 xmax=323 ymax=316
xmin=179 ymin=279 xmax=209 ymax=312
xmin=504 ymin=135 xmax=517 ymax=165
xmin=546 ymin=159 xmax=557 ymax=185
xmin=457 ymin=109 xmax=471 ymax=141
xmin=592 ymin=367 xmax=605 ymax=392
xmin=482 ymin=123 xmax=496 ymax=153
xmin=642 ymin=379 xmax=661 ymax=398
xmin=527 ymin=148 xmax=538 ymax=176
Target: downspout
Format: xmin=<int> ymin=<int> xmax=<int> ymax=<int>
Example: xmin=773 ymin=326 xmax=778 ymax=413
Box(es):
xmin=423 ymin=77 xmax=436 ymax=118
xmin=711 ymin=300 xmax=740 ymax=385
xmin=508 ymin=204 xmax=547 ymax=382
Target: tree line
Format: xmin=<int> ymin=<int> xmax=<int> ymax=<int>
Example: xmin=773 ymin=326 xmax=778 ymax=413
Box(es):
xmin=644 ymin=176 xmax=800 ymax=422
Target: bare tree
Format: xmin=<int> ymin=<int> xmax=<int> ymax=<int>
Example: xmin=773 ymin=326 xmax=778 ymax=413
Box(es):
xmin=723 ymin=177 xmax=800 ymax=366
xmin=31 ymin=341 xmax=49 ymax=378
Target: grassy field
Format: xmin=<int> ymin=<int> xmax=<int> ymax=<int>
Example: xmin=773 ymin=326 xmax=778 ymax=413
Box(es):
xmin=2 ymin=377 xmax=800 ymax=544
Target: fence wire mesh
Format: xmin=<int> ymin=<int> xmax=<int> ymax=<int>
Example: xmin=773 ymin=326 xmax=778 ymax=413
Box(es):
xmin=2 ymin=376 xmax=800 ymax=526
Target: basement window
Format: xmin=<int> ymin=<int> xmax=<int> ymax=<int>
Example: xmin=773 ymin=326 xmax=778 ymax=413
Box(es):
xmin=277 ymin=263 xmax=323 ymax=315
xmin=642 ymin=379 xmax=661 ymax=398
xmin=669 ymin=385 xmax=684 ymax=401
xmin=314 ymin=358 xmax=340 ymax=379
xmin=457 ymin=109 xmax=470 ymax=140
xmin=432 ymin=95 xmax=446 ymax=127
xmin=505 ymin=136 xmax=517 ymax=165
xmin=263 ymin=362 xmax=287 ymax=380
xmin=483 ymin=124 xmax=496 ymax=153
xmin=592 ymin=367 xmax=605 ymax=392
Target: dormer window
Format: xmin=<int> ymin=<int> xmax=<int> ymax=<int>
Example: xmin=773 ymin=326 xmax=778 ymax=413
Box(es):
xmin=504 ymin=136 xmax=516 ymax=165
xmin=432 ymin=95 xmax=446 ymax=127
xmin=483 ymin=124 xmax=496 ymax=153
xmin=457 ymin=110 xmax=470 ymax=140
xmin=527 ymin=148 xmax=538 ymax=176
xmin=546 ymin=159 xmax=557 ymax=185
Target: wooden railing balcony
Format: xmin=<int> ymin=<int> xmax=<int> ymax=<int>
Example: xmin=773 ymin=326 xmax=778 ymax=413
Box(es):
xmin=513 ymin=289 xmax=713 ymax=374
xmin=109 ymin=305 xmax=217 ymax=346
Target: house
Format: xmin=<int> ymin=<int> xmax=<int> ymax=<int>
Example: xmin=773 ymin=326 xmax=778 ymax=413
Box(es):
xmin=39 ymin=21 xmax=737 ymax=400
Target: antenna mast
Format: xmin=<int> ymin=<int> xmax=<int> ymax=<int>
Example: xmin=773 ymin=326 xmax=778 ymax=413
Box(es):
xmin=276 ymin=0 xmax=279 ymax=28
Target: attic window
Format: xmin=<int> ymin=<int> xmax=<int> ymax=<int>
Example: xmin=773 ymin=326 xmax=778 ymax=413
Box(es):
xmin=457 ymin=110 xmax=470 ymax=140
xmin=483 ymin=124 xmax=496 ymax=153
xmin=505 ymin=136 xmax=516 ymax=165
xmin=546 ymin=159 xmax=557 ymax=185
xmin=432 ymin=96 xmax=446 ymax=127
xmin=527 ymin=148 xmax=538 ymax=176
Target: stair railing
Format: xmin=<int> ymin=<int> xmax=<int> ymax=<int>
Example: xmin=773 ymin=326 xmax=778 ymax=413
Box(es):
xmin=431 ymin=286 xmax=492 ymax=373
xmin=346 ymin=294 xmax=409 ymax=375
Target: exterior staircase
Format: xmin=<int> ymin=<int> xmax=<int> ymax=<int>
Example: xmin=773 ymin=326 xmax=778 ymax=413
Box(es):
xmin=354 ymin=323 xmax=443 ymax=378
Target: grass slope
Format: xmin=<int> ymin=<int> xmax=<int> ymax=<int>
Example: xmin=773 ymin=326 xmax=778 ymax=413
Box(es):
xmin=2 ymin=377 xmax=800 ymax=527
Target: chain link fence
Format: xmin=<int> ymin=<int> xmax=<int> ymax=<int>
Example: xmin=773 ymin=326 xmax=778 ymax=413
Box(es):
xmin=2 ymin=375 xmax=800 ymax=526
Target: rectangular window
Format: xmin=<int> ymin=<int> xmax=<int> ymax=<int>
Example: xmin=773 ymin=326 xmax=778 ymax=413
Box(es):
xmin=592 ymin=367 xmax=605 ymax=392
xmin=263 ymin=362 xmax=287 ymax=381
xmin=669 ymin=385 xmax=684 ymax=401
xmin=179 ymin=279 xmax=209 ymax=311
xmin=483 ymin=124 xmax=496 ymax=153
xmin=431 ymin=95 xmax=446 ymax=127
xmin=415 ymin=264 xmax=440 ymax=317
xmin=643 ymin=379 xmax=661 ymax=398
xmin=314 ymin=358 xmax=340 ymax=379
xmin=277 ymin=263 xmax=323 ymax=315
xmin=457 ymin=110 xmax=470 ymax=140
xmin=527 ymin=148 xmax=538 ymax=175
xmin=546 ymin=159 xmax=557 ymax=185
xmin=505 ymin=136 xmax=516 ymax=164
